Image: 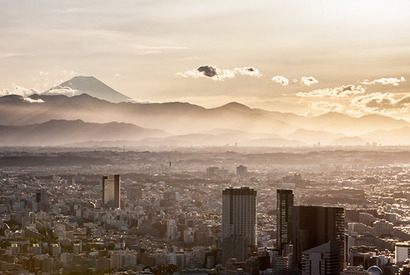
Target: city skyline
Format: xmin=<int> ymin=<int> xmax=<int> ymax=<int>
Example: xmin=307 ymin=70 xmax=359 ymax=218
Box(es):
xmin=1 ymin=1 xmax=410 ymax=274
xmin=1 ymin=147 xmax=409 ymax=274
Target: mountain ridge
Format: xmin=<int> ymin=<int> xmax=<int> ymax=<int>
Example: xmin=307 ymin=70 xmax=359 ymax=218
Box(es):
xmin=0 ymin=119 xmax=169 ymax=146
xmin=1 ymin=93 xmax=409 ymax=137
xmin=1 ymin=75 xmax=410 ymax=146
xmin=45 ymin=76 xmax=131 ymax=103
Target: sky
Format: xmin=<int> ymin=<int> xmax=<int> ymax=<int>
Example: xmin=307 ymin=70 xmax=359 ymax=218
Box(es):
xmin=1 ymin=0 xmax=410 ymax=119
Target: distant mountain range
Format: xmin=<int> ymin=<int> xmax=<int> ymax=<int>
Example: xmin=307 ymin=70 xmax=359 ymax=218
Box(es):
xmin=0 ymin=120 xmax=168 ymax=146
xmin=362 ymin=127 xmax=410 ymax=145
xmin=1 ymin=76 xmax=410 ymax=146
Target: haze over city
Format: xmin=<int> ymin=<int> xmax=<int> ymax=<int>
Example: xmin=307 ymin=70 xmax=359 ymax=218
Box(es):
xmin=1 ymin=1 xmax=410 ymax=275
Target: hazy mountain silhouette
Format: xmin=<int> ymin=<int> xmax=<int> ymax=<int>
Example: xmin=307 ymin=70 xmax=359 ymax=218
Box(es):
xmin=0 ymin=119 xmax=169 ymax=146
xmin=330 ymin=136 xmax=367 ymax=146
xmin=0 ymin=94 xmax=295 ymax=134
xmin=2 ymin=75 xmax=410 ymax=146
xmin=140 ymin=133 xmax=239 ymax=147
xmin=245 ymin=137 xmax=306 ymax=147
xmin=1 ymin=93 xmax=409 ymax=140
xmin=361 ymin=127 xmax=410 ymax=145
xmin=214 ymin=102 xmax=253 ymax=112
xmin=308 ymin=112 xmax=408 ymax=135
xmin=287 ymin=129 xmax=345 ymax=145
xmin=206 ymin=128 xmax=280 ymax=139
xmin=45 ymin=76 xmax=131 ymax=103
xmin=138 ymin=134 xmax=305 ymax=147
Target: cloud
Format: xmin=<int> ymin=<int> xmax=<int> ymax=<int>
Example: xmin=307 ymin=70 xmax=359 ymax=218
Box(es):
xmin=197 ymin=65 xmax=218 ymax=78
xmin=45 ymin=86 xmax=82 ymax=97
xmin=297 ymin=85 xmax=366 ymax=98
xmin=177 ymin=65 xmax=240 ymax=81
xmin=310 ymin=101 xmax=345 ymax=113
xmin=352 ymin=93 xmax=410 ymax=111
xmin=271 ymin=76 xmax=289 ymax=86
xmin=270 ymin=76 xmax=317 ymax=86
xmin=361 ymin=77 xmax=406 ymax=86
xmin=23 ymin=97 xmax=45 ymax=103
xmin=0 ymin=86 xmax=44 ymax=103
xmin=11 ymin=86 xmax=38 ymax=97
xmin=176 ymin=70 xmax=203 ymax=79
xmin=234 ymin=67 xmax=262 ymax=77
xmin=300 ymin=76 xmax=319 ymax=86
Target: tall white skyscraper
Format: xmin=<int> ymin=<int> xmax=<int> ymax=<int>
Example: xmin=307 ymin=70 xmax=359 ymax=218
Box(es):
xmin=222 ymin=187 xmax=257 ymax=247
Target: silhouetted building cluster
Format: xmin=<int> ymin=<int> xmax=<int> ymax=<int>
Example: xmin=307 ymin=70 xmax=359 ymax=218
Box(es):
xmin=222 ymin=188 xmax=346 ymax=274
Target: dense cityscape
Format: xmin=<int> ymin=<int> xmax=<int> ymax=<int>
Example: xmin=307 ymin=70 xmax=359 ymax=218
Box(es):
xmin=0 ymin=147 xmax=409 ymax=275
xmin=2 ymin=0 xmax=410 ymax=274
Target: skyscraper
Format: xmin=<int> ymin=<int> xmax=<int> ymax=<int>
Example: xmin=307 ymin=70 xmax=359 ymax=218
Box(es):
xmin=35 ymin=189 xmax=47 ymax=203
xmin=222 ymin=187 xmax=257 ymax=262
xmin=236 ymin=165 xmax=248 ymax=179
xmin=302 ymin=241 xmax=341 ymax=275
xmin=293 ymin=206 xmax=345 ymax=270
xmin=395 ymin=242 xmax=410 ymax=264
xmin=277 ymin=189 xmax=294 ymax=253
xmin=102 ymin=174 xmax=120 ymax=208
xmin=222 ymin=234 xmax=248 ymax=263
xmin=35 ymin=188 xmax=48 ymax=212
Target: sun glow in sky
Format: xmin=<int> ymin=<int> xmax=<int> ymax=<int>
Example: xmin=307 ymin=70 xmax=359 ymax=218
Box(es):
xmin=1 ymin=0 xmax=410 ymax=119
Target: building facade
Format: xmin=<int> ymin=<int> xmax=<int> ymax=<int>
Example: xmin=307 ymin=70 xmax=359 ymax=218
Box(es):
xmin=277 ymin=189 xmax=294 ymax=253
xmin=222 ymin=187 xmax=257 ymax=262
xmin=102 ymin=174 xmax=120 ymax=209
xmin=302 ymin=241 xmax=341 ymax=275
xmin=293 ymin=205 xmax=345 ymax=270
xmin=395 ymin=242 xmax=410 ymax=264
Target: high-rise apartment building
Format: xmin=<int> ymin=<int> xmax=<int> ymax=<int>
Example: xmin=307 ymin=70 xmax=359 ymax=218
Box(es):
xmin=102 ymin=174 xmax=120 ymax=208
xmin=222 ymin=187 xmax=257 ymax=262
xmin=277 ymin=189 xmax=294 ymax=253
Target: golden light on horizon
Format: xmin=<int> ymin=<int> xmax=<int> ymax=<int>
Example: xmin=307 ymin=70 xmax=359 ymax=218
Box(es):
xmin=0 ymin=0 xmax=409 ymax=121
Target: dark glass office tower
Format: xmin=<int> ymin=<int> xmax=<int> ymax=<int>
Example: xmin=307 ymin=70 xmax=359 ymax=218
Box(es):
xmin=277 ymin=189 xmax=294 ymax=253
xmin=35 ymin=189 xmax=47 ymax=203
xmin=35 ymin=189 xmax=48 ymax=212
xmin=302 ymin=241 xmax=341 ymax=275
xmin=102 ymin=174 xmax=120 ymax=208
xmin=293 ymin=206 xmax=345 ymax=271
